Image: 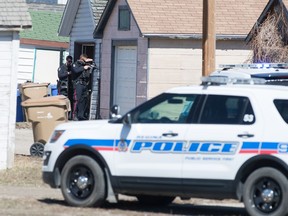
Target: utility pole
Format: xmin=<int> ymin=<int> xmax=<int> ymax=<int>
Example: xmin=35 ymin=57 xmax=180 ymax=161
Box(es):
xmin=202 ymin=0 xmax=216 ymax=76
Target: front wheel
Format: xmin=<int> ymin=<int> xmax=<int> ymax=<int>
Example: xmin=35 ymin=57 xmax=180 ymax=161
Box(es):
xmin=61 ymin=155 xmax=106 ymax=207
xmin=243 ymin=167 xmax=288 ymax=216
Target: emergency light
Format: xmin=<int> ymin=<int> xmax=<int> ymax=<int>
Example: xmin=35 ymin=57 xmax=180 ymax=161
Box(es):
xmin=201 ymin=76 xmax=266 ymax=85
xmin=219 ymin=63 xmax=288 ymax=69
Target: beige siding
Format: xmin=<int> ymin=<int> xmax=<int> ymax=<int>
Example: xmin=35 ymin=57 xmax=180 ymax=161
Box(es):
xmin=216 ymin=40 xmax=252 ymax=66
xmin=148 ymin=39 xmax=251 ymax=98
xmin=148 ymin=39 xmax=202 ymax=98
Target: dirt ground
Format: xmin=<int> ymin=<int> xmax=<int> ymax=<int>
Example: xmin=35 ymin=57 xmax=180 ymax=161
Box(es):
xmin=6 ymin=124 xmax=249 ymax=216
xmin=0 ymin=157 xmax=249 ymax=216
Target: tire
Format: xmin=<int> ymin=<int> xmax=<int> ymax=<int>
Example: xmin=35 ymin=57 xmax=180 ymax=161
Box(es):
xmin=243 ymin=167 xmax=288 ymax=216
xmin=30 ymin=142 xmax=44 ymax=157
xmin=60 ymin=155 xmax=106 ymax=207
xmin=136 ymin=195 xmax=175 ymax=206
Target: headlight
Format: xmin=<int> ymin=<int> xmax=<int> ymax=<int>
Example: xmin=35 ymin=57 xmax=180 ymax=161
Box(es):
xmin=50 ymin=130 xmax=65 ymax=143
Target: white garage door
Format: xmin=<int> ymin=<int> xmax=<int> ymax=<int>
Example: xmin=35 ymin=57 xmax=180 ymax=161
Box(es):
xmin=113 ymin=46 xmax=137 ymax=115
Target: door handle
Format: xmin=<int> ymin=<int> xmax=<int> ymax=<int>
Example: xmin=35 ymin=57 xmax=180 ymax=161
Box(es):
xmin=237 ymin=133 xmax=254 ymax=138
xmin=162 ymin=132 xmax=178 ymax=137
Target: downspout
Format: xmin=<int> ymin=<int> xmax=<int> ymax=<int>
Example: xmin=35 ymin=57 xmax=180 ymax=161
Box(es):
xmin=96 ymin=42 xmax=102 ymax=119
xmin=32 ymin=49 xmax=37 ymax=82
xmin=146 ymin=37 xmax=150 ymax=99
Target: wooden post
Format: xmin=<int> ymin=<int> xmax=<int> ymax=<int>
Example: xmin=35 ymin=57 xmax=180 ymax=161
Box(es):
xmin=202 ymin=0 xmax=216 ymax=76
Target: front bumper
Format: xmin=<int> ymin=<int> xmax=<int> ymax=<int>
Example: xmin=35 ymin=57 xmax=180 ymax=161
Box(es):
xmin=42 ymin=168 xmax=61 ymax=188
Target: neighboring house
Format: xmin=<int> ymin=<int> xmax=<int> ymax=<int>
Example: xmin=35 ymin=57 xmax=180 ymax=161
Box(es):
xmin=246 ymin=0 xmax=288 ymax=63
xmin=93 ymin=0 xmax=278 ymax=118
xmin=58 ymin=0 xmax=108 ymax=119
xmin=19 ymin=3 xmax=69 ymax=84
xmin=0 ymin=0 xmax=32 ymax=169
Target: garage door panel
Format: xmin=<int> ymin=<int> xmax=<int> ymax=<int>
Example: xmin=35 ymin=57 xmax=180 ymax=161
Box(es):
xmin=114 ymin=46 xmax=137 ymax=115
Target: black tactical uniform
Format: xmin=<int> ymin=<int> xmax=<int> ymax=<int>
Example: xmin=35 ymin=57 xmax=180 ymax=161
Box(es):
xmin=57 ymin=63 xmax=72 ymax=97
xmin=72 ymin=60 xmax=91 ymax=120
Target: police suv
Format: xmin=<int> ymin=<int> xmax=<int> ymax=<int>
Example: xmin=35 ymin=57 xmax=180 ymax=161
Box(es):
xmin=43 ymin=69 xmax=288 ymax=216
xmin=210 ymin=63 xmax=288 ymax=85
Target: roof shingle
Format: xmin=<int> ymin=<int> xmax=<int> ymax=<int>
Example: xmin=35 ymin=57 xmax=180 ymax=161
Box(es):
xmin=20 ymin=10 xmax=68 ymax=42
xmin=126 ymin=0 xmax=288 ymax=36
xmin=0 ymin=0 xmax=32 ymax=29
xmin=91 ymin=0 xmax=109 ymax=24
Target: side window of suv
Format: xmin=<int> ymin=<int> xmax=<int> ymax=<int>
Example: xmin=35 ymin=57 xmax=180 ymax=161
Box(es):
xmin=130 ymin=93 xmax=199 ymax=124
xmin=274 ymin=99 xmax=288 ymax=123
xmin=199 ymin=95 xmax=255 ymax=124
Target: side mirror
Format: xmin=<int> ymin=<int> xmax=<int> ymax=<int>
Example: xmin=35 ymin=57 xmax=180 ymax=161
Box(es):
xmin=123 ymin=113 xmax=132 ymax=126
xmin=110 ymin=105 xmax=121 ymax=119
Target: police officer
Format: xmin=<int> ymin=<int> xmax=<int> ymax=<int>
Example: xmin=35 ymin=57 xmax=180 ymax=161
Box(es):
xmin=72 ymin=54 xmax=93 ymax=121
xmin=57 ymin=55 xmax=73 ymax=97
xmin=57 ymin=55 xmax=74 ymax=120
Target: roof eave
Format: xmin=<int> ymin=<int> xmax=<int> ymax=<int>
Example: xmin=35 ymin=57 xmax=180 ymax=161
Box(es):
xmin=0 ymin=25 xmax=32 ymax=32
xmin=142 ymin=33 xmax=247 ymax=40
xmin=20 ymin=38 xmax=69 ymax=48
xmin=58 ymin=0 xmax=81 ymax=37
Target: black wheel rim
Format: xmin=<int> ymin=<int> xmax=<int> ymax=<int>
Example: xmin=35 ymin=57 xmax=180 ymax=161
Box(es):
xmin=67 ymin=165 xmax=95 ymax=200
xmin=30 ymin=143 xmax=44 ymax=157
xmin=252 ymin=177 xmax=282 ymax=213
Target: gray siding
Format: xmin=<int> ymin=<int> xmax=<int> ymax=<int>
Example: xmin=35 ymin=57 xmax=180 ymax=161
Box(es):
xmin=69 ymin=0 xmax=95 ymax=55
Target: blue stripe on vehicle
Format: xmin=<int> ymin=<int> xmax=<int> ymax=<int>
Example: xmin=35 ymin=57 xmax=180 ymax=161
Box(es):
xmin=64 ymin=139 xmax=114 ymax=147
xmin=261 ymin=142 xmax=278 ymax=150
xmin=241 ymin=142 xmax=260 ymax=149
xmin=64 ymin=139 xmax=131 ymax=148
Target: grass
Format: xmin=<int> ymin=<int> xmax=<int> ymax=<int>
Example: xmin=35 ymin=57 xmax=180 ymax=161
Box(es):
xmin=0 ymin=155 xmax=45 ymax=186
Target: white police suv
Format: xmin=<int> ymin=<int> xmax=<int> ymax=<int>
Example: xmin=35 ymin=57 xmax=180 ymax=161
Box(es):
xmin=43 ymin=76 xmax=288 ymax=216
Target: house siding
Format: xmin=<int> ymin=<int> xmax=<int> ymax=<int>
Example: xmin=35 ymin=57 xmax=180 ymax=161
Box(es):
xmin=100 ymin=0 xmax=148 ymax=118
xmin=0 ymin=31 xmax=19 ymax=169
xmin=147 ymin=39 xmax=251 ymax=98
xmin=69 ymin=0 xmax=96 ymax=57
xmin=216 ymin=40 xmax=252 ymax=66
xmin=18 ymin=45 xmax=35 ymax=83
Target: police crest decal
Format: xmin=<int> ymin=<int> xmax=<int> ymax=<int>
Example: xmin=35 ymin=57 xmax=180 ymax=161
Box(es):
xmin=118 ymin=140 xmax=128 ymax=152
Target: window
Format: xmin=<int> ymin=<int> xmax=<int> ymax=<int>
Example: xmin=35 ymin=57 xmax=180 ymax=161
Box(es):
xmin=199 ymin=95 xmax=255 ymax=124
xmin=129 ymin=93 xmax=199 ymax=124
xmin=118 ymin=6 xmax=130 ymax=31
xmin=274 ymin=100 xmax=288 ymax=123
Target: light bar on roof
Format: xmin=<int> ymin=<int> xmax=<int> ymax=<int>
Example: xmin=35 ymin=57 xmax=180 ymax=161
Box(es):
xmin=219 ymin=63 xmax=288 ymax=69
xmin=201 ymin=76 xmax=266 ymax=85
